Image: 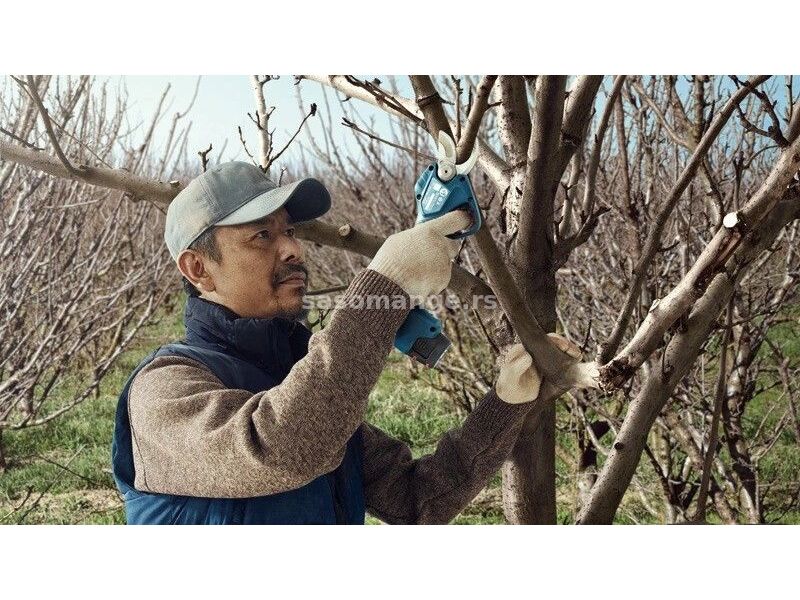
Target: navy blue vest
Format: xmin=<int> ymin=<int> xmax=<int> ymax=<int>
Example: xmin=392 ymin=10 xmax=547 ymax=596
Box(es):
xmin=111 ymin=296 xmax=366 ymax=524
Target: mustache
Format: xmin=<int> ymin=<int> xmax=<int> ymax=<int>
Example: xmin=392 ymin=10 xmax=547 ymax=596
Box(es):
xmin=272 ymin=263 xmax=309 ymax=286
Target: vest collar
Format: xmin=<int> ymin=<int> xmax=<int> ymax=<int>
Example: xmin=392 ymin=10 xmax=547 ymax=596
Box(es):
xmin=183 ymin=296 xmax=311 ymax=376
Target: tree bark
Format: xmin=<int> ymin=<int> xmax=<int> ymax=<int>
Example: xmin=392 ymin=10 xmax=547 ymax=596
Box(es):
xmin=500 ymin=76 xmax=567 ymax=524
xmin=501 ymin=396 xmax=555 ymax=523
xmin=721 ymin=324 xmax=762 ymax=522
xmin=577 ymin=194 xmax=800 ymax=523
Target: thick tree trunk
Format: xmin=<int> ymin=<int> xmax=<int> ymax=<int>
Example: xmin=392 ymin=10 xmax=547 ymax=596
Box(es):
xmin=501 ymin=263 xmax=559 ymax=523
xmin=406 ymin=74 xmax=588 ymax=525
xmin=502 ymin=398 xmax=555 ymax=523
xmin=499 ymin=76 xmax=566 ymax=525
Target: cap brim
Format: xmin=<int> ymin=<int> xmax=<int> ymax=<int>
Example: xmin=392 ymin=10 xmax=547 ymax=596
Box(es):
xmin=215 ymin=178 xmax=330 ymax=227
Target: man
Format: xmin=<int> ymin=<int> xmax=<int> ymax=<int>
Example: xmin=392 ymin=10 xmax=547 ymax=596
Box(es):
xmin=111 ymin=161 xmax=581 ymax=524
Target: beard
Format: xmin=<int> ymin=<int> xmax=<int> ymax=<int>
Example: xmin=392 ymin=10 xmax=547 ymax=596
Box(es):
xmin=273 ymin=294 xmax=308 ymax=321
xmin=272 ymin=262 xmax=310 ymax=321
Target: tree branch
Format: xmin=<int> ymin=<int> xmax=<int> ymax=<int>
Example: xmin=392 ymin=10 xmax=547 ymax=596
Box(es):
xmin=514 ymin=76 xmax=567 ymax=258
xmin=600 ymin=130 xmax=800 ymax=390
xmin=496 ymin=76 xmax=531 ymax=234
xmin=250 ymin=75 xmax=274 ymax=170
xmin=299 ymin=75 xmax=511 ymax=191
xmin=554 ymin=75 xmax=604 ymax=178
xmin=341 ymin=117 xmax=434 ymax=160
xmin=578 ymin=191 xmax=800 ymax=523
xmin=23 ymin=75 xmax=76 ymax=175
xmin=267 ymin=102 xmax=317 ymax=170
xmin=408 ymin=75 xmax=599 ymax=392
xmin=0 ymin=139 xmax=180 ymax=204
xmin=580 ymin=75 xmax=626 ymax=226
xmin=456 ymin=75 xmax=497 ymax=162
xmin=497 ymin=75 xmax=531 ymax=166
xmin=598 ymin=75 xmax=771 ymax=366
xmin=294 ymin=219 xmax=493 ymax=303
xmin=693 ymin=299 xmax=732 ymax=523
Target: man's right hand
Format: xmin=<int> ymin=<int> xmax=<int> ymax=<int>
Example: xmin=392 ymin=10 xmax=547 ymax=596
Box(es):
xmin=368 ymin=211 xmax=471 ymax=299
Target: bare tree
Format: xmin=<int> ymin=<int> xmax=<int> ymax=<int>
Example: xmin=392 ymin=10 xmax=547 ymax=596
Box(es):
xmin=0 ymin=76 xmax=183 ymax=469
xmin=291 ymin=75 xmax=799 ymax=523
xmin=1 ymin=74 xmax=798 ymax=524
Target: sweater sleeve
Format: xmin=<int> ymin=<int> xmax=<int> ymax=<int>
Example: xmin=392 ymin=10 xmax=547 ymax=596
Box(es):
xmin=360 ymin=389 xmax=533 ymax=524
xmin=126 ymin=269 xmax=410 ymax=498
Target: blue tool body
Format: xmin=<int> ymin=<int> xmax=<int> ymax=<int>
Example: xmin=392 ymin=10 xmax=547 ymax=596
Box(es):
xmin=415 ymin=164 xmax=482 ymax=236
xmin=393 ymin=163 xmax=482 ymax=368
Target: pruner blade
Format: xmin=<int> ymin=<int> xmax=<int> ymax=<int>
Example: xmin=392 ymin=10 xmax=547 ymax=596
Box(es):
xmin=435 ymin=131 xmax=479 ymax=181
xmin=436 ymin=130 xmax=457 ymax=163
xmin=455 ymin=142 xmax=479 ymax=176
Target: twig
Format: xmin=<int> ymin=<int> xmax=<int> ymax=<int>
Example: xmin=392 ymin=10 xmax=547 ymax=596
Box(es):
xmin=198 ymin=143 xmax=213 ymax=172
xmin=267 ymin=103 xmax=317 ymax=170
xmin=452 ymin=76 xmax=463 ymax=141
xmin=693 ymin=300 xmax=732 ymax=522
xmin=23 ymin=75 xmax=76 ymax=175
xmin=237 ymin=125 xmax=258 ymax=167
xmin=0 ymin=126 xmax=42 ymax=150
xmin=732 ymin=75 xmax=789 ymax=147
xmin=14 ymin=446 xmax=84 ymax=524
xmin=341 ymin=117 xmax=434 ymax=160
xmin=33 ymin=451 xmax=105 ymax=488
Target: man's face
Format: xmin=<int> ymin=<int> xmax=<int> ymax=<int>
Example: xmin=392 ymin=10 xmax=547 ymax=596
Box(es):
xmin=182 ymin=207 xmax=308 ymax=319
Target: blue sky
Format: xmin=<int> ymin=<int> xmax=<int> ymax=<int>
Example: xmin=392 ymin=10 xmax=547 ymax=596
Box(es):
xmin=116 ymin=75 xmax=796 ymax=158
xmin=5 ymin=75 xmax=798 ymax=176
xmin=111 ymin=75 xmax=409 ymax=172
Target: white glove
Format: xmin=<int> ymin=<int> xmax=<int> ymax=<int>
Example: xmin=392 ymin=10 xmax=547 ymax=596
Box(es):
xmin=495 ymin=334 xmax=583 ymax=404
xmin=368 ymin=211 xmax=471 ymax=299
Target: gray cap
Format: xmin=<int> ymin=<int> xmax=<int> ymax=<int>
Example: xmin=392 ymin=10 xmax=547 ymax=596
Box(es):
xmin=165 ymin=161 xmax=331 ymax=260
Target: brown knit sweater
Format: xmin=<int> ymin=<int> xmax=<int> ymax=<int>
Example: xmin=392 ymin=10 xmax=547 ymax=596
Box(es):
xmin=127 ymin=269 xmax=533 ymax=524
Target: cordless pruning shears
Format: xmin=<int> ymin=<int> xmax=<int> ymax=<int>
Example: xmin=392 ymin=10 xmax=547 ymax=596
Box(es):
xmin=393 ymin=132 xmax=482 ymax=368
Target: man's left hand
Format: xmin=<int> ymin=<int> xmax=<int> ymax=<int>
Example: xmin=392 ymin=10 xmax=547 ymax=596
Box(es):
xmin=495 ymin=334 xmax=583 ymax=405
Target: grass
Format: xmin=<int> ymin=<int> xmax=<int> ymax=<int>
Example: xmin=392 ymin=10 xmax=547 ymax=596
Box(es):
xmin=0 ymin=303 xmax=511 ymax=524
xmin=0 ymin=308 xmax=185 ymax=524
xmin=1 ymin=303 xmax=798 ymax=524
xmin=364 ymin=354 xmax=507 ymax=524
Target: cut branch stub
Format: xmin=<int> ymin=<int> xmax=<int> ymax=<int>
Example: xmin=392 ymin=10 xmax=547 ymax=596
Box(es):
xmin=722 ymin=211 xmax=739 ymax=228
